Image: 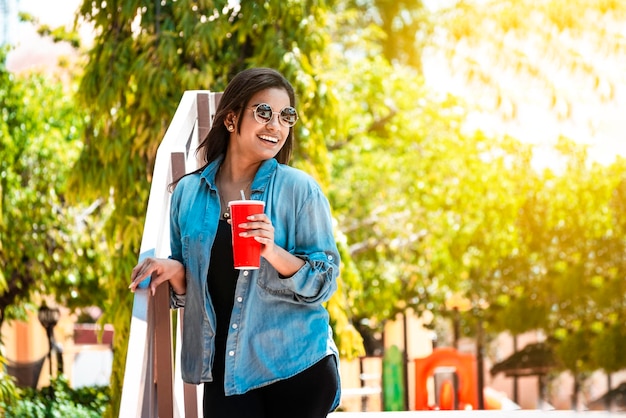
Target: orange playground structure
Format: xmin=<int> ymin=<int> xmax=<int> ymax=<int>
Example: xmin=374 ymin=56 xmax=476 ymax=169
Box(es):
xmin=415 ymin=347 xmax=487 ymax=410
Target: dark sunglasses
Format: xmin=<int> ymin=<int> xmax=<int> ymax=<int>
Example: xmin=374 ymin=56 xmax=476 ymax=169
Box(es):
xmin=250 ymin=103 xmax=298 ymax=128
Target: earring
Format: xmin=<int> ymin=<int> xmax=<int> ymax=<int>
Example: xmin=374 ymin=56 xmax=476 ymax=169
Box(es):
xmin=227 ymin=125 xmax=234 ymax=132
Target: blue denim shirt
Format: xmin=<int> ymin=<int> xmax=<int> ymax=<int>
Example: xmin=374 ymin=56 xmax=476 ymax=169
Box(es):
xmin=169 ymin=157 xmax=341 ymax=409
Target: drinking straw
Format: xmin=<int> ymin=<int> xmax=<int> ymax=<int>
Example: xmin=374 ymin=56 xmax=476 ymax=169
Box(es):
xmin=240 ymin=189 xmax=246 ymax=200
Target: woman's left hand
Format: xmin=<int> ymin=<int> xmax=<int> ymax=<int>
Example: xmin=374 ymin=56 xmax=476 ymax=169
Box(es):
xmin=234 ymin=213 xmax=305 ymax=277
xmin=237 ymin=214 xmax=275 ymax=257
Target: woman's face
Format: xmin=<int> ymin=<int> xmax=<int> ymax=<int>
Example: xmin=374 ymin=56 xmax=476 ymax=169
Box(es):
xmin=227 ymin=87 xmax=292 ymax=163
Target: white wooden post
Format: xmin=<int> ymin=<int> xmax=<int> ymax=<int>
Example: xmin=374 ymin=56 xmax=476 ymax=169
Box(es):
xmin=119 ymin=91 xmax=221 ymax=418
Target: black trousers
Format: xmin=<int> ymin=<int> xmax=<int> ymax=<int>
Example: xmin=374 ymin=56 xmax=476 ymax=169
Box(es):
xmin=203 ymin=355 xmax=339 ymax=418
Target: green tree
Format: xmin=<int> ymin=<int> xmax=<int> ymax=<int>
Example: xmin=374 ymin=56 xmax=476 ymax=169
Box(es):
xmin=586 ymin=157 xmax=626 ymax=388
xmin=0 ymin=48 xmax=108 ymax=327
xmin=326 ymin=52 xmax=532 ymax=342
xmin=429 ymin=0 xmax=626 ymax=121
xmin=426 ymin=1 xmax=626 ymax=400
xmin=328 ymin=3 xmax=626 ymax=401
xmin=338 ymin=0 xmax=432 ymax=70
xmin=493 ymin=140 xmax=626 ymax=404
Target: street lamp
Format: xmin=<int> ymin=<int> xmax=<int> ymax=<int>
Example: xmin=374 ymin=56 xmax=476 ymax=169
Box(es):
xmin=38 ymin=303 xmax=61 ymax=377
xmin=444 ymin=293 xmax=472 ymax=349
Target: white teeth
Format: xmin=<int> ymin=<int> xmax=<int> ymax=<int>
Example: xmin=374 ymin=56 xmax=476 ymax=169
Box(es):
xmin=259 ymin=135 xmax=278 ymax=143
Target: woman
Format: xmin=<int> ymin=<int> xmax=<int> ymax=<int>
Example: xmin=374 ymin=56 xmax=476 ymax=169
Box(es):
xmin=129 ymin=67 xmax=341 ymax=417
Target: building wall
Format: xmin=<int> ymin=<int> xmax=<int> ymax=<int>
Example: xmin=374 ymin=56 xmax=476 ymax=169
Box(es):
xmin=1 ymin=303 xmax=113 ymax=389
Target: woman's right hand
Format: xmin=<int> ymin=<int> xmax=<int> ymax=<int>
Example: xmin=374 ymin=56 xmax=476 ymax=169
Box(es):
xmin=129 ymin=257 xmax=186 ymax=296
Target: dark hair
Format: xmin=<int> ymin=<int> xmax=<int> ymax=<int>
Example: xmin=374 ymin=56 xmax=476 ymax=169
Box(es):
xmin=197 ymin=67 xmax=296 ymax=167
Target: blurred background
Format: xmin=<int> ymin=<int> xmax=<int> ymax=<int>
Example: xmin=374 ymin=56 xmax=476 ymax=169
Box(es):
xmin=1 ymin=0 xmax=625 ymax=416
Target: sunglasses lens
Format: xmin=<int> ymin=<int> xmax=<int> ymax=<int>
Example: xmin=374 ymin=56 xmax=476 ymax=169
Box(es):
xmin=254 ymin=104 xmax=273 ymax=123
xmin=280 ymin=107 xmax=298 ymax=127
xmin=253 ymin=103 xmax=298 ymax=127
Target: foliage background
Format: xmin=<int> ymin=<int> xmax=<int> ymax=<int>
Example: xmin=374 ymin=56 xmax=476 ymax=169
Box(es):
xmin=2 ymin=0 xmax=626 ymax=413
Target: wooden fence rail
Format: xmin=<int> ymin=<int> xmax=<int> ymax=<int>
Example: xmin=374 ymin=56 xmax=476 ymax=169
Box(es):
xmin=119 ymin=91 xmax=221 ymax=418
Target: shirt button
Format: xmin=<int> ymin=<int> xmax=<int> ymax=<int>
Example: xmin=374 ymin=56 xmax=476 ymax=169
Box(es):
xmin=237 ymin=297 xmax=243 ymax=303
xmin=228 ymin=351 xmax=235 ymax=356
xmin=232 ymin=324 xmax=238 ymax=329
xmin=243 ymin=271 xmax=249 ymax=276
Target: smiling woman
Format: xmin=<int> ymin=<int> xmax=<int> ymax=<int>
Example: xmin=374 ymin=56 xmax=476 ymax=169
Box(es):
xmin=128 ymin=68 xmax=343 ymax=418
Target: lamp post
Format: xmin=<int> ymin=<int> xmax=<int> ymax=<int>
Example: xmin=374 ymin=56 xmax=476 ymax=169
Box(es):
xmin=38 ymin=303 xmax=61 ymax=378
xmin=476 ymin=313 xmax=485 ymax=410
xmin=472 ymin=299 xmax=489 ymax=410
xmin=445 ymin=293 xmax=472 ymax=349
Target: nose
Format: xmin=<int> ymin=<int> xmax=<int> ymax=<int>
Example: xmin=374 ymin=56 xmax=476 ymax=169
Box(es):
xmin=266 ymin=113 xmax=281 ymax=128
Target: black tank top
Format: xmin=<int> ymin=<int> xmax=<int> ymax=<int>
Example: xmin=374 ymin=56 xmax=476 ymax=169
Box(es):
xmin=207 ymin=220 xmax=239 ymax=376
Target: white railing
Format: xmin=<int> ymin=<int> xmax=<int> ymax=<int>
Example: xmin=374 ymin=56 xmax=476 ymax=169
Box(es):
xmin=119 ymin=91 xmax=221 ymax=418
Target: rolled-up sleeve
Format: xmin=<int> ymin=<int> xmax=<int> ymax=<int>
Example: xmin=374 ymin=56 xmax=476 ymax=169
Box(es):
xmin=280 ymin=186 xmax=340 ymax=303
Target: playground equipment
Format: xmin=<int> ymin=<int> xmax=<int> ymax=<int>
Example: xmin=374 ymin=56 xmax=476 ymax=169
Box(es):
xmin=382 ymin=345 xmax=405 ymax=411
xmin=414 ymin=347 xmax=478 ymax=410
xmin=414 ymin=347 xmax=520 ymax=411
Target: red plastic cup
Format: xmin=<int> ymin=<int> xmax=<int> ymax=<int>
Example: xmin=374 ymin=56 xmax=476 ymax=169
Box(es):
xmin=228 ymin=200 xmax=266 ymax=269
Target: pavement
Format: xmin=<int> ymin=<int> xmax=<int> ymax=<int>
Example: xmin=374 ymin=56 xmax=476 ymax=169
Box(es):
xmin=329 ymin=412 xmax=624 ymax=417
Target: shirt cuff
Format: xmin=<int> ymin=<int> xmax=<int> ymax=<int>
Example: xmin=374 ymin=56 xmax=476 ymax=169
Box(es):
xmin=169 ymin=287 xmax=186 ymax=309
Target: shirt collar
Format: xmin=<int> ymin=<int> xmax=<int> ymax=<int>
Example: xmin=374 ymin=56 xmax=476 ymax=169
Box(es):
xmin=200 ymin=156 xmax=279 ymax=193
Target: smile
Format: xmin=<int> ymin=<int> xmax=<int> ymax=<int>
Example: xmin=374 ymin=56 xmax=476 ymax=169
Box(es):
xmin=258 ymin=134 xmax=279 ymax=144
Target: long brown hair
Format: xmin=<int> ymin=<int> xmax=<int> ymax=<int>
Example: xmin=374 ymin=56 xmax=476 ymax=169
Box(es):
xmin=197 ymin=67 xmax=296 ymax=168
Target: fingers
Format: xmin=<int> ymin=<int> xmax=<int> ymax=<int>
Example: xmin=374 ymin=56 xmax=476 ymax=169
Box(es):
xmin=129 ymin=257 xmax=185 ymax=296
xmin=238 ymin=215 xmax=275 ymax=257
xmin=129 ymin=257 xmax=163 ymax=294
xmin=129 ymin=260 xmax=150 ymax=292
xmin=239 ymin=214 xmax=271 ymax=229
xmin=238 ymin=214 xmax=274 ymax=240
xmin=130 ymin=258 xmax=152 ymax=282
